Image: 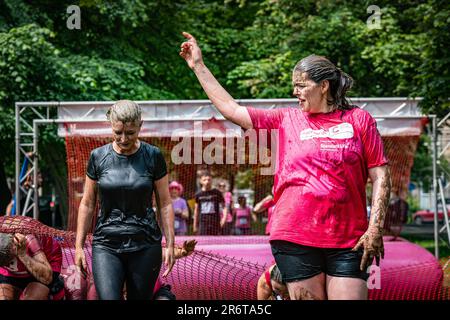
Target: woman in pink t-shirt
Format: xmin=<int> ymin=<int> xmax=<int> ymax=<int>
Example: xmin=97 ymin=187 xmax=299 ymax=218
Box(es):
xmin=234 ymin=196 xmax=257 ymax=235
xmin=217 ymin=181 xmax=233 ymax=235
xmin=180 ymin=33 xmax=390 ymax=300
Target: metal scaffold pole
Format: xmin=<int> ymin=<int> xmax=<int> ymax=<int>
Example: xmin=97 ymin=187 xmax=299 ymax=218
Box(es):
xmin=431 ymin=115 xmax=439 ymax=258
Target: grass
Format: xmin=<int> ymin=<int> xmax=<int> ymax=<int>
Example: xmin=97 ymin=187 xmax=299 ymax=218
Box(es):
xmin=401 ymin=235 xmax=450 ymax=257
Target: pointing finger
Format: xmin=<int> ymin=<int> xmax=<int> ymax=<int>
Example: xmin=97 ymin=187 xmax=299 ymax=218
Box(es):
xmin=182 ymin=32 xmax=196 ymax=42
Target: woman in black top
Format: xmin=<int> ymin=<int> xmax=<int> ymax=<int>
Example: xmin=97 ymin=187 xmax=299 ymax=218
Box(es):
xmin=75 ymin=100 xmax=175 ymax=300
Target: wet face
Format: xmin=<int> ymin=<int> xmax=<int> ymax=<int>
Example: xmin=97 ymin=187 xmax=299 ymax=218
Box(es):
xmin=111 ymin=120 xmax=142 ymax=153
xmin=199 ymin=175 xmax=212 ymax=189
xmin=292 ymin=72 xmax=328 ymax=113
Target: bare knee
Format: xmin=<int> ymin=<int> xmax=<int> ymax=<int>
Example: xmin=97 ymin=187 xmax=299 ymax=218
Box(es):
xmin=326 ymin=276 xmax=368 ymax=300
xmin=287 ymin=275 xmax=327 ymax=300
xmin=20 ymin=282 xmax=49 ymax=300
xmin=289 ymin=285 xmax=324 ymax=300
xmin=296 ymin=286 xmax=323 ymax=300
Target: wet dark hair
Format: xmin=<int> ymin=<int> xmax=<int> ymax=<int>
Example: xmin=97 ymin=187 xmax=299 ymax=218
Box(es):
xmin=0 ymin=233 xmax=14 ymax=266
xmin=294 ymin=54 xmax=354 ymax=110
xmin=270 ymin=264 xmax=283 ymax=284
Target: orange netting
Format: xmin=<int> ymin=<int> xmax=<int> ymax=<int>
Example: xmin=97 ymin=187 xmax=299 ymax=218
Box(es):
xmin=1 ymin=216 xmax=449 ymax=300
xmin=64 ymin=135 xmax=419 ymax=237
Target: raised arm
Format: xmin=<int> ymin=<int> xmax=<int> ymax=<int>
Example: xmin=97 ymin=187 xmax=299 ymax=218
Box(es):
xmin=154 ymin=175 xmax=175 ymax=277
xmin=253 ymin=195 xmax=273 ymax=214
xmin=75 ymin=176 xmax=97 ymax=275
xmin=180 ymin=32 xmax=252 ymax=129
xmin=193 ymin=202 xmax=199 ymax=235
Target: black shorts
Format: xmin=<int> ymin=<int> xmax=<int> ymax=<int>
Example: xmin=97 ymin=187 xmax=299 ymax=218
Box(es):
xmin=271 ymin=240 xmax=369 ymax=282
xmin=0 ymin=272 xmax=65 ymax=296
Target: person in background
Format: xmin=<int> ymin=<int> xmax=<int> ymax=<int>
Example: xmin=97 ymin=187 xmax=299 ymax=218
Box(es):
xmin=170 ymin=181 xmax=189 ymax=236
xmin=384 ymin=189 xmax=409 ymax=238
xmin=217 ymin=181 xmax=233 ymax=235
xmin=234 ymin=196 xmax=257 ymax=235
xmin=194 ymin=171 xmax=226 ymax=235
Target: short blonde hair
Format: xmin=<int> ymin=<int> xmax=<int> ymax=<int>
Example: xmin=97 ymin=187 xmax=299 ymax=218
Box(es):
xmin=107 ymin=100 xmax=142 ymax=123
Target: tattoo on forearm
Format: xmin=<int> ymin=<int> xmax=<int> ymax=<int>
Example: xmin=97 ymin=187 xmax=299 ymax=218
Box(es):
xmin=18 ymin=255 xmax=51 ymax=284
xmin=370 ymin=171 xmax=391 ymax=230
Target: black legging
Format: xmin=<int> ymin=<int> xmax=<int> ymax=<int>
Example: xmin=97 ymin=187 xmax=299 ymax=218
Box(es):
xmin=92 ymin=245 xmax=162 ymax=300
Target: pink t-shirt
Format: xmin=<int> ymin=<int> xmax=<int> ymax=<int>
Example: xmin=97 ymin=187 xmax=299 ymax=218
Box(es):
xmin=0 ymin=235 xmax=41 ymax=278
xmin=39 ymin=236 xmax=62 ymax=273
xmin=262 ymin=199 xmax=276 ymax=235
xmin=0 ymin=235 xmax=62 ymax=278
xmin=248 ymin=106 xmax=388 ymax=248
xmin=221 ymin=192 xmax=233 ymax=223
xmin=234 ymin=206 xmax=252 ymax=229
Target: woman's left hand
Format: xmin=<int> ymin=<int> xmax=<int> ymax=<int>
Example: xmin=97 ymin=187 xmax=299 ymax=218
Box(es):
xmin=352 ymin=227 xmax=384 ymax=271
xmin=162 ymin=246 xmax=175 ymax=278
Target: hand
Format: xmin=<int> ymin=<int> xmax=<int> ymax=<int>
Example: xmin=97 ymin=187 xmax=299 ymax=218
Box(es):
xmin=75 ymin=247 xmax=88 ymax=278
xmin=179 ymin=32 xmax=204 ymax=69
xmin=352 ymin=226 xmax=384 ymax=271
xmin=162 ymin=246 xmax=175 ymax=278
xmin=13 ymin=233 xmax=27 ymax=258
xmin=180 ymin=240 xmax=197 ymax=257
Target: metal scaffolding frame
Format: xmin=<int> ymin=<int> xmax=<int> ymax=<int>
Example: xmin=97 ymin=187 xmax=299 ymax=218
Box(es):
xmin=14 ymin=98 xmax=447 ymax=257
xmin=435 ymin=111 xmax=450 ymax=257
